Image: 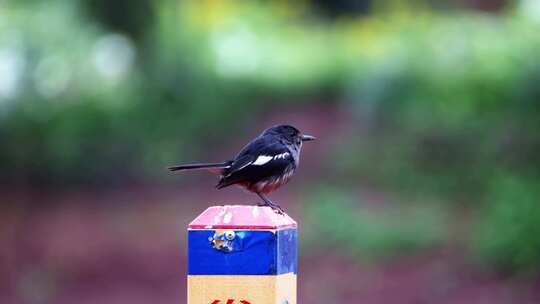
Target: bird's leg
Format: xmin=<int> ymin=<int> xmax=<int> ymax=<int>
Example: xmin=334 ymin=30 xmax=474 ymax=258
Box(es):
xmin=256 ymin=192 xmax=284 ymax=215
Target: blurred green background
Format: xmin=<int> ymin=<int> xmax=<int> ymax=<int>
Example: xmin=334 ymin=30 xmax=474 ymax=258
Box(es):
xmin=2 ymin=0 xmax=540 ymax=303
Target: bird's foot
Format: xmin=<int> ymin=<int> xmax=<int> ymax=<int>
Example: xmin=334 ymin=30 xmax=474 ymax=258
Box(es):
xmin=257 ymin=201 xmax=285 ymax=215
xmin=271 ymin=205 xmax=285 ymax=215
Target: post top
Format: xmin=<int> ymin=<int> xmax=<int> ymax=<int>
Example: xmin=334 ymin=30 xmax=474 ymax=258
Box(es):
xmin=188 ymin=205 xmax=297 ymax=230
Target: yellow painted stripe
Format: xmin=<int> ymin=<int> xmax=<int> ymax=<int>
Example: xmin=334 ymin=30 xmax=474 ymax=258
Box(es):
xmin=188 ymin=273 xmax=296 ymax=304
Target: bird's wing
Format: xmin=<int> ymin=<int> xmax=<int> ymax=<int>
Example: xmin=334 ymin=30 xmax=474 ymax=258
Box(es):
xmin=217 ymin=137 xmax=293 ymax=189
xmin=225 ymin=154 xmax=255 ymax=175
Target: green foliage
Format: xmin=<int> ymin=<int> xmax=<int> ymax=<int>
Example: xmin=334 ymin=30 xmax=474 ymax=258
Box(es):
xmin=3 ymin=1 xmax=540 ymax=187
xmin=337 ymin=15 xmax=540 ymax=202
xmin=473 ymin=176 xmax=540 ymax=272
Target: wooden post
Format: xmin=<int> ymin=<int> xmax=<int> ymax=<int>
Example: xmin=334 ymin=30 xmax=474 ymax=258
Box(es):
xmin=187 ymin=205 xmax=297 ymax=304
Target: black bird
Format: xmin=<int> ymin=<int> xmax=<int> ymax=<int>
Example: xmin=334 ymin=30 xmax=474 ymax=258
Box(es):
xmin=168 ymin=125 xmax=315 ymax=214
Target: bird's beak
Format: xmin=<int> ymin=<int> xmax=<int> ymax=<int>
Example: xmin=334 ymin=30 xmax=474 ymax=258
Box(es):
xmin=301 ymin=134 xmax=316 ymax=142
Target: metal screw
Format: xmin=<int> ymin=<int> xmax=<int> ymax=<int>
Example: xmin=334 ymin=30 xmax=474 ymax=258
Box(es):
xmin=225 ymin=230 xmax=235 ymax=241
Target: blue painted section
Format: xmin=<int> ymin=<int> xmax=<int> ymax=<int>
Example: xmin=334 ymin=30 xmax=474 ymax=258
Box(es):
xmin=277 ymin=228 xmax=297 ymax=275
xmin=188 ymin=228 xmax=297 ymax=275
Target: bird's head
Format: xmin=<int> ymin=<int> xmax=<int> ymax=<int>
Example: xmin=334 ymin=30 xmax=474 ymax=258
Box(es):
xmin=263 ymin=124 xmax=316 ymax=146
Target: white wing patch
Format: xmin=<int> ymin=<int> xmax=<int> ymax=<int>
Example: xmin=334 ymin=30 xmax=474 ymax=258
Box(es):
xmin=274 ymin=152 xmax=289 ymax=160
xmin=252 ymin=152 xmax=289 ymax=166
xmin=253 ymin=155 xmax=273 ymax=165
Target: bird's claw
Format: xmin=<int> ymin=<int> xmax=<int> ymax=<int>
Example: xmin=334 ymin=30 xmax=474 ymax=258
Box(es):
xmin=272 ymin=206 xmax=285 ymax=215
xmin=268 ymin=203 xmax=285 ymax=215
xmin=257 ymin=201 xmax=285 ymax=215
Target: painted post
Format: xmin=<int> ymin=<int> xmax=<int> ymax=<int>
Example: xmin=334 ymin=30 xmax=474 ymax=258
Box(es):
xmin=187 ymin=205 xmax=297 ymax=304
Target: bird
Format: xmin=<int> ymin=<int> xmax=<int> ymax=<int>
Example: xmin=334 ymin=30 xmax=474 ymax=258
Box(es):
xmin=168 ymin=124 xmax=315 ymax=214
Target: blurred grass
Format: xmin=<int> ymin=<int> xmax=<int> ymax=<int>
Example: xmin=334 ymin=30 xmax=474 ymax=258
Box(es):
xmin=302 ymin=187 xmax=448 ymax=260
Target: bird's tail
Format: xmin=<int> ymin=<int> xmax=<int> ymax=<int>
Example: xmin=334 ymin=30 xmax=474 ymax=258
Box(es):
xmin=168 ymin=161 xmax=231 ymax=174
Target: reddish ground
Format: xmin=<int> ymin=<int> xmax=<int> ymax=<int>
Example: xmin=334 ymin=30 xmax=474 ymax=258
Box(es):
xmin=2 ymin=185 xmax=540 ymax=304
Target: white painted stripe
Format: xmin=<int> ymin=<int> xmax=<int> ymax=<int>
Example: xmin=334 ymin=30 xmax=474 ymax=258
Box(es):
xmin=252 ymin=206 xmax=259 ymax=218
xmin=223 ymin=212 xmax=232 ymax=224
xmin=253 ymin=155 xmax=273 ymax=165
